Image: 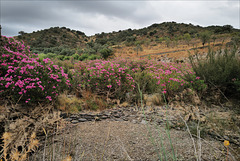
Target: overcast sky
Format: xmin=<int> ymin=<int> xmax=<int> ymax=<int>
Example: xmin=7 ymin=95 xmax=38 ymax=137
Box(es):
xmin=1 ymin=0 xmax=239 ymax=37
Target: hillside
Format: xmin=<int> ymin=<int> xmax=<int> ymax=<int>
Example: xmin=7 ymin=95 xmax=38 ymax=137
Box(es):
xmin=16 ymin=27 xmax=88 ymax=53
xmin=15 ymin=22 xmax=240 ymax=59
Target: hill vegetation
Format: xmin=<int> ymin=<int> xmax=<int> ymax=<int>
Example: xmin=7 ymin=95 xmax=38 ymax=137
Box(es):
xmin=15 ymin=22 xmax=240 ymax=61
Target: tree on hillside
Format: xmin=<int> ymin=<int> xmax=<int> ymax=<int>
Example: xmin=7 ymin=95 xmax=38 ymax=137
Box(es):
xmin=222 ymin=25 xmax=233 ymax=33
xmin=165 ymin=37 xmax=171 ymax=48
xmin=183 ymin=33 xmax=191 ymax=46
xmin=200 ymin=31 xmax=211 ymax=47
xmin=18 ymin=31 xmax=26 ymax=36
xmin=174 ymin=37 xmax=179 ymax=47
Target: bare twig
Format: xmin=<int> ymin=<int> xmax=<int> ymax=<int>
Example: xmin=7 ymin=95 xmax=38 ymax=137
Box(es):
xmin=179 ymin=115 xmax=198 ymax=161
xmin=117 ymin=137 xmax=133 ymax=161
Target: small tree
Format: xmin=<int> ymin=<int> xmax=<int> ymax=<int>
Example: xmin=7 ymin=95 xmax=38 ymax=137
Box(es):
xmin=165 ymin=37 xmax=171 ymax=48
xmin=18 ymin=31 xmax=26 ymax=36
xmin=200 ymin=31 xmax=211 ymax=47
xmin=183 ymin=33 xmax=191 ymax=46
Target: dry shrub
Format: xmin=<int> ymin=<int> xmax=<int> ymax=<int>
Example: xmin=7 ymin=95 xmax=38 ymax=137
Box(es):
xmin=143 ymin=93 xmax=164 ymax=106
xmin=81 ymin=90 xmax=108 ymax=111
xmin=57 ymin=93 xmax=83 ymax=113
xmin=0 ymin=104 xmax=63 ymax=160
xmin=57 ymin=90 xmax=108 ymax=112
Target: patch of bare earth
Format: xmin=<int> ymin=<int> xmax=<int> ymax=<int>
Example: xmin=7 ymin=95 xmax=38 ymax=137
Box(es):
xmin=31 ymin=120 xmax=231 ymax=161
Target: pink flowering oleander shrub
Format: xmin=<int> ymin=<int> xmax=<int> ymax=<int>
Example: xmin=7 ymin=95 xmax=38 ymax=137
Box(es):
xmin=73 ymin=58 xmax=205 ymax=101
xmin=0 ymin=36 xmax=70 ymax=104
xmin=73 ymin=60 xmax=135 ymax=100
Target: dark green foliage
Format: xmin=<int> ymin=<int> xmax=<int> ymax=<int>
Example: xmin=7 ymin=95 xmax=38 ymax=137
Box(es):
xmin=95 ymin=38 xmax=108 ymax=45
xmin=99 ymin=48 xmax=113 ymax=59
xmin=199 ymin=31 xmax=211 ymax=46
xmin=189 ymin=46 xmax=240 ymax=97
xmin=16 ymin=27 xmax=87 ymax=49
xmin=31 ymin=46 xmax=76 ymax=56
xmin=230 ymin=35 xmax=240 ymax=46
xmin=132 ymin=72 xmax=159 ymax=102
xmin=149 ymin=30 xmax=157 ymax=36
xmin=18 ymin=31 xmax=26 ymax=36
xmin=207 ymin=25 xmax=234 ymax=34
xmin=183 ymin=33 xmax=191 ymax=46
xmin=87 ymin=54 xmax=101 ymax=60
xmin=57 ymin=55 xmax=65 ymax=60
xmin=59 ymin=48 xmax=75 ymax=56
xmin=79 ymin=54 xmax=89 ymax=61
xmin=165 ymin=37 xmax=171 ymax=47
xmin=72 ymin=53 xmax=80 ymax=60
xmin=63 ymin=56 xmax=71 ymax=60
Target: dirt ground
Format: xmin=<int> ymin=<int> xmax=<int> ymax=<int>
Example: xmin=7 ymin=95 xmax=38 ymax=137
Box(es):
xmin=30 ymin=119 xmax=236 ymax=161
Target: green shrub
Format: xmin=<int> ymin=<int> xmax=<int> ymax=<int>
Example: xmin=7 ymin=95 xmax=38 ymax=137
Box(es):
xmin=38 ymin=53 xmax=48 ymax=62
xmin=79 ymin=53 xmax=89 ymax=61
xmin=87 ymin=54 xmax=101 ymax=60
xmin=189 ymin=46 xmax=240 ymax=96
xmin=99 ymin=48 xmax=113 ymax=59
xmin=46 ymin=53 xmax=57 ymax=58
xmin=72 ymin=53 xmax=80 ymax=60
xmin=57 ymin=55 xmax=65 ymax=60
xmin=63 ymin=56 xmax=71 ymax=60
xmin=133 ymin=71 xmax=159 ymax=94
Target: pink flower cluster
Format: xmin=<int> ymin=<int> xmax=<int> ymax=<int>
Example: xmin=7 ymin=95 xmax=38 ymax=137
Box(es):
xmin=0 ymin=36 xmax=70 ymax=104
xmin=73 ymin=58 xmax=200 ymax=97
xmin=74 ymin=60 xmax=136 ymax=98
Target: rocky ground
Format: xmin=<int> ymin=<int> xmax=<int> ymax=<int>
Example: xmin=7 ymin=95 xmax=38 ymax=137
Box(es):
xmin=30 ymin=103 xmax=239 ymax=161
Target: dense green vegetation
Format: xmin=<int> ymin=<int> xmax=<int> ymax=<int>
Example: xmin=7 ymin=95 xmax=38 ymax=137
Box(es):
xmin=189 ymin=46 xmax=240 ymax=98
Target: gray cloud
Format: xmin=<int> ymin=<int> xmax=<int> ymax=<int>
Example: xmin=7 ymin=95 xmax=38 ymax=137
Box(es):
xmin=1 ymin=0 xmax=239 ymax=37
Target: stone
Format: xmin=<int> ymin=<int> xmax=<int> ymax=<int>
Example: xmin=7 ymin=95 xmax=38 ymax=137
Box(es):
xmin=65 ymin=118 xmax=72 ymax=122
xmin=85 ymin=115 xmax=94 ymax=120
xmin=70 ymin=115 xmax=78 ymax=119
xmin=114 ymin=118 xmax=124 ymax=122
xmin=113 ymin=114 xmax=121 ymax=118
xmin=122 ymin=117 xmax=128 ymax=121
xmin=71 ymin=120 xmax=79 ymax=124
xmin=132 ymin=120 xmax=137 ymax=124
xmin=141 ymin=120 xmax=147 ymax=125
xmin=103 ymin=112 xmax=111 ymax=117
xmin=100 ymin=116 xmax=108 ymax=119
xmin=97 ymin=113 xmax=103 ymax=117
xmin=78 ymin=118 xmax=87 ymax=122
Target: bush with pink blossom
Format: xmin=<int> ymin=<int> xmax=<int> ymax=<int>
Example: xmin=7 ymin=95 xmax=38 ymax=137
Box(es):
xmin=73 ymin=58 xmax=205 ymax=101
xmin=0 ymin=36 xmax=70 ymax=104
xmin=73 ymin=59 xmax=135 ymax=100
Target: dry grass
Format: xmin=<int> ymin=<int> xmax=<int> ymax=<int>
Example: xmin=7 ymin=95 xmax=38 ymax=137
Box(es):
xmin=57 ymin=93 xmax=83 ymax=113
xmin=81 ymin=90 xmax=108 ymax=111
xmin=114 ymin=38 xmax=231 ymax=60
xmin=0 ymin=104 xmax=63 ymax=161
